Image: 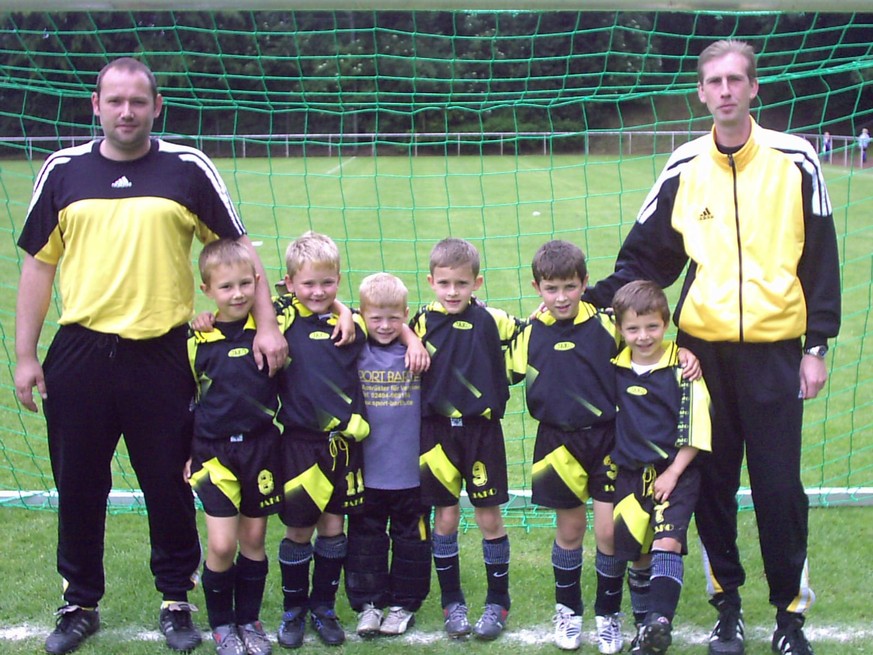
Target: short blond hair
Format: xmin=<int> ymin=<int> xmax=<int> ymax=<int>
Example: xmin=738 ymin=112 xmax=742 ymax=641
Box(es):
xmin=429 ymin=237 xmax=480 ymax=275
xmin=198 ymin=238 xmax=254 ymax=286
xmin=284 ymin=231 xmax=340 ymax=278
xmin=359 ymin=272 xmax=409 ymax=312
xmin=698 ymin=39 xmax=757 ymax=83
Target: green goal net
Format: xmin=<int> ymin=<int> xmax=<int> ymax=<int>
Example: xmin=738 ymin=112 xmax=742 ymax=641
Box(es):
xmin=1 ymin=9 xmax=872 ymax=526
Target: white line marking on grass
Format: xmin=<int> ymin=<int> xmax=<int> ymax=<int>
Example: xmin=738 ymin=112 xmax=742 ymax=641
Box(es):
xmin=3 ymin=623 xmax=872 ymax=646
xmin=325 ymin=156 xmax=357 ymax=176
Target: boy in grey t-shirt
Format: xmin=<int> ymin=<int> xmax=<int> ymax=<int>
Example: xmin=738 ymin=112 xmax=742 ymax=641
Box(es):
xmin=345 ymin=273 xmax=432 ymax=637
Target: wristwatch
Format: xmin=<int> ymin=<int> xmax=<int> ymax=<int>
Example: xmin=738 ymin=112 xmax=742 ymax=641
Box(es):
xmin=803 ymin=345 xmax=828 ymax=358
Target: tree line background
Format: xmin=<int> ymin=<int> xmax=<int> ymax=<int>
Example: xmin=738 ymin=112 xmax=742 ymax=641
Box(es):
xmin=1 ymin=10 xmax=872 ymax=154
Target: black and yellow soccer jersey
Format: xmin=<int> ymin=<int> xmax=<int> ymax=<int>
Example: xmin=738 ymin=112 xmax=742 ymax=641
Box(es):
xmin=611 ymin=341 xmax=712 ymax=470
xmin=411 ymin=298 xmax=521 ymax=420
xmin=188 ymin=314 xmax=280 ymax=441
xmin=508 ymin=301 xmax=621 ymax=431
xmin=17 ymin=139 xmax=245 ymax=339
xmin=274 ymin=294 xmax=370 ymax=441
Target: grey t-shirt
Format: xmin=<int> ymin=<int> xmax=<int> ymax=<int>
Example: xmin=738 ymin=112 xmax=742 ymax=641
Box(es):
xmin=357 ymin=339 xmax=422 ymax=490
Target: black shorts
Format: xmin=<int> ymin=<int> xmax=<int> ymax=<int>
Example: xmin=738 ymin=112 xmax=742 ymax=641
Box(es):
xmin=189 ymin=426 xmax=283 ymax=518
xmin=279 ymin=428 xmax=365 ymax=527
xmin=531 ymin=422 xmax=617 ymax=509
xmin=420 ymin=415 xmax=508 ymax=508
xmin=613 ymin=464 xmax=700 ymax=561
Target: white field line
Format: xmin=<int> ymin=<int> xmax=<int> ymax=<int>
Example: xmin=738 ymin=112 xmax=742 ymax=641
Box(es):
xmin=325 ymin=155 xmax=357 ymax=176
xmin=2 ymin=623 xmax=872 ymax=646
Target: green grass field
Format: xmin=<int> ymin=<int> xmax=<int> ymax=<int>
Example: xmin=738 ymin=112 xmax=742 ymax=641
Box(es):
xmin=2 ymin=153 xmax=871 ymax=511
xmin=0 ymin=506 xmax=870 ymax=654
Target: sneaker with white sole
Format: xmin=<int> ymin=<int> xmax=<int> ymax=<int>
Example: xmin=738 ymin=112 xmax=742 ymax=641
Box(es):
xmin=473 ymin=603 xmax=509 ymax=641
xmin=443 ymin=601 xmax=472 ymax=638
xmin=595 ymin=613 xmax=624 ymax=654
xmin=553 ymin=603 xmax=582 ymax=651
xmin=355 ymin=603 xmax=383 ymax=637
xmin=213 ymin=624 xmax=246 ymax=655
xmin=380 ymin=607 xmax=415 ymax=636
xmin=238 ymin=621 xmax=272 ymax=655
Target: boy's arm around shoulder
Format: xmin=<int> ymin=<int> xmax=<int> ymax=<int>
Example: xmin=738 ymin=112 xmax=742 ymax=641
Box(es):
xmin=399 ymin=324 xmax=430 ymax=374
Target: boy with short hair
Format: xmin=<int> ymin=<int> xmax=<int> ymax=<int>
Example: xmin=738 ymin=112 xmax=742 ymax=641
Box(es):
xmin=188 ymin=238 xmax=283 ymax=655
xmin=273 ymin=231 xmax=369 ymax=649
xmin=412 ymin=237 xmax=522 ymax=641
xmin=507 ymin=239 xmax=628 ymax=653
xmin=344 ymin=272 xmax=432 ymax=638
xmin=610 ymin=280 xmax=712 ymax=655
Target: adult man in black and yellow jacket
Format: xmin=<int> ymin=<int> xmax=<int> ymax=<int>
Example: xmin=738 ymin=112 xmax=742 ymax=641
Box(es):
xmin=584 ymin=40 xmax=840 ymax=655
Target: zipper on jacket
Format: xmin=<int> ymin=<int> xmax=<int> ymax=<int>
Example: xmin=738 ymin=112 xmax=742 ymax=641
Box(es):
xmin=728 ymin=153 xmax=744 ymax=342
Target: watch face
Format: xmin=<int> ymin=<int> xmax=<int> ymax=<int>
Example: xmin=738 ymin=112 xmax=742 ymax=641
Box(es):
xmin=806 ymin=346 xmax=827 ymax=357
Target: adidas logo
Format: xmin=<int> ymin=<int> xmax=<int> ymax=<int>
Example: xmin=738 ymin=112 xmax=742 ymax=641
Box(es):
xmin=111 ymin=176 xmax=132 ymax=189
xmin=699 ymin=207 xmax=714 ymax=221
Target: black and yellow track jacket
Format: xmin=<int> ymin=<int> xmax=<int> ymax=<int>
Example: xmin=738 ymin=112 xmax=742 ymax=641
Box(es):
xmin=585 ymin=118 xmax=841 ymax=349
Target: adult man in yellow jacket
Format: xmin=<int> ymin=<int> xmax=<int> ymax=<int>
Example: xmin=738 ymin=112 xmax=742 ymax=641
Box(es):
xmin=584 ymin=40 xmax=840 ymax=655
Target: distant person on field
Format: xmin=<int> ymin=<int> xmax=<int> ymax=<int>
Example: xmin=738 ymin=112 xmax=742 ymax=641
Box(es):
xmin=412 ymin=237 xmax=523 ymax=641
xmin=187 ymin=239 xmax=283 ymax=655
xmin=584 ymin=39 xmax=840 ymax=655
xmin=610 ymin=280 xmax=712 ymax=655
xmin=858 ymin=127 xmax=870 ymax=165
xmin=14 ymin=57 xmax=287 ymax=655
xmin=820 ymin=131 xmax=832 ymax=163
xmin=345 ymin=272 xmax=432 ymax=638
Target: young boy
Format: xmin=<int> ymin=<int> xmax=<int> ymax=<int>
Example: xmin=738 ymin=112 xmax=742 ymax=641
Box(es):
xmin=507 ymin=239 xmax=628 ymax=653
xmin=273 ymin=231 xmax=369 ymax=649
xmin=412 ymin=237 xmax=522 ymax=641
xmin=611 ymin=280 xmax=712 ymax=655
xmin=344 ymin=272 xmax=432 ymax=638
xmin=187 ymin=239 xmax=283 ymax=655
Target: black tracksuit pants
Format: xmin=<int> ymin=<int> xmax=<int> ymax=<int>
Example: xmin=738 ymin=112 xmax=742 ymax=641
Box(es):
xmin=43 ymin=324 xmax=201 ymax=607
xmin=677 ymin=333 xmax=812 ymax=611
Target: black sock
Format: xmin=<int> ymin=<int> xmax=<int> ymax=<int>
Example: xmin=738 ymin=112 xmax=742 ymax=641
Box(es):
xmin=234 ymin=553 xmax=268 ymax=625
xmin=278 ymin=538 xmax=312 ymax=611
xmin=650 ymin=551 xmax=683 ymax=621
xmin=594 ymin=550 xmax=625 ymax=616
xmin=483 ymin=535 xmax=510 ymax=610
xmin=311 ymin=534 xmax=346 ymax=609
xmin=202 ymin=564 xmax=236 ymax=629
xmin=628 ymin=565 xmax=651 ymax=625
xmin=433 ymin=531 xmax=464 ymax=607
xmin=552 ymin=541 xmax=583 ymax=615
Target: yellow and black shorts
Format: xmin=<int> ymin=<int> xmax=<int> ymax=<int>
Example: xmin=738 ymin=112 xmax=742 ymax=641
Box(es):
xmin=420 ymin=415 xmax=508 ymax=508
xmin=189 ymin=426 xmax=283 ymax=518
xmin=613 ymin=464 xmax=700 ymax=562
xmin=279 ymin=428 xmax=365 ymax=527
xmin=531 ymin=421 xmax=617 ymax=509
